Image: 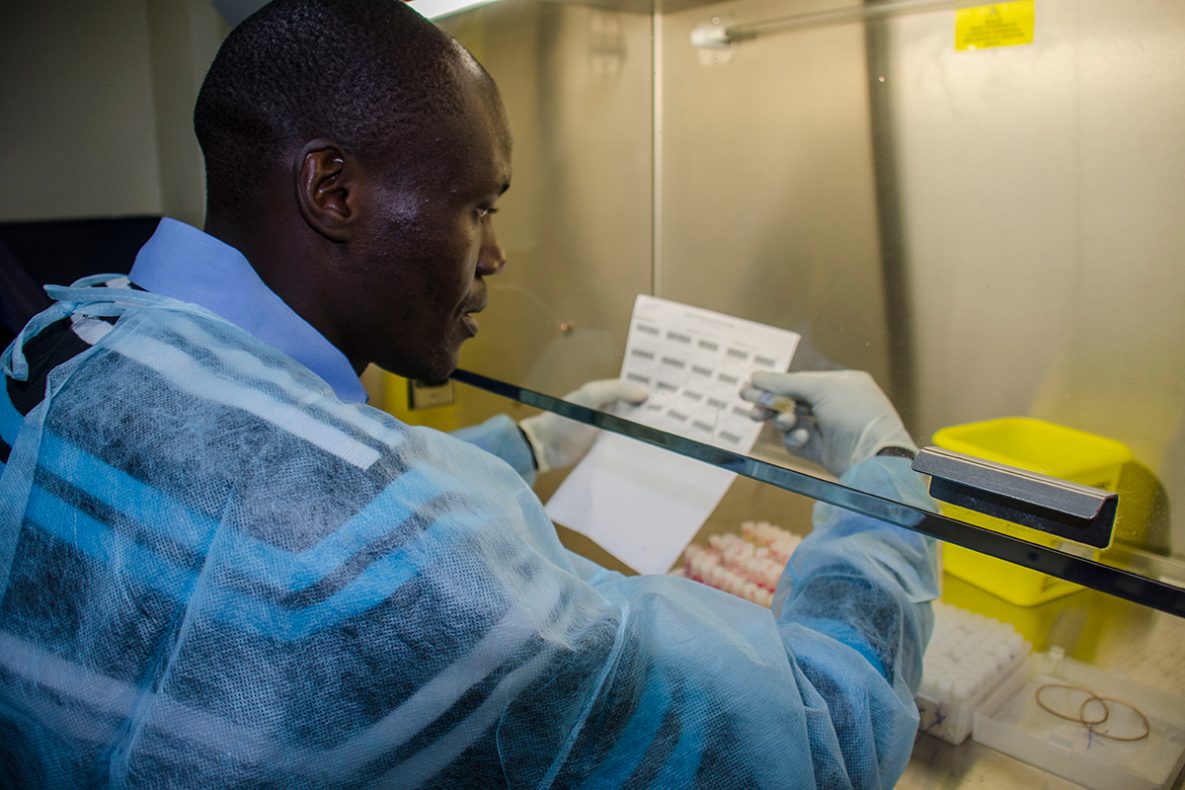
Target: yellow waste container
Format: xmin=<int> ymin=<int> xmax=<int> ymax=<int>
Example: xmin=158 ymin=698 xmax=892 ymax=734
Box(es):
xmin=933 ymin=417 xmax=1131 ymax=607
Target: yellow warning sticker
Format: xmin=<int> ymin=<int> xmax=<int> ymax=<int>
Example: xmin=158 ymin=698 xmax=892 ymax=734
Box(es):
xmin=955 ymin=1 xmax=1035 ymax=52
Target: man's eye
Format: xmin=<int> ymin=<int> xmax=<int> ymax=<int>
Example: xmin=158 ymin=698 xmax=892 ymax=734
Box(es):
xmin=476 ymin=206 xmax=499 ymax=219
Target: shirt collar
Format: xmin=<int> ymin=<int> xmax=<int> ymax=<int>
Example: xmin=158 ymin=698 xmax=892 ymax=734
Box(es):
xmin=128 ymin=219 xmax=367 ymax=404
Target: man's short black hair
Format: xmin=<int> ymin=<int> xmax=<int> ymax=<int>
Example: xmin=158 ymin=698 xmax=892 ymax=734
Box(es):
xmin=195 ymin=0 xmax=467 ymax=213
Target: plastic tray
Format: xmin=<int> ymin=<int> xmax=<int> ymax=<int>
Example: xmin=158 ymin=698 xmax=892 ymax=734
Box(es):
xmin=973 ymin=651 xmax=1185 ymax=790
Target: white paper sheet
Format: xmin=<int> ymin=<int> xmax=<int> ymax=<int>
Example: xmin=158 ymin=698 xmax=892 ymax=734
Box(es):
xmin=545 ymin=295 xmax=801 ymax=574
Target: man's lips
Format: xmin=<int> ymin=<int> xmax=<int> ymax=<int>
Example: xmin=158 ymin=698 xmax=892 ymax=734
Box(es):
xmin=461 ymin=299 xmax=486 ymax=335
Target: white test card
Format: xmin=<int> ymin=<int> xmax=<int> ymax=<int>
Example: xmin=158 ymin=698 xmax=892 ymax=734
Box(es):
xmin=618 ymin=295 xmax=801 ymax=453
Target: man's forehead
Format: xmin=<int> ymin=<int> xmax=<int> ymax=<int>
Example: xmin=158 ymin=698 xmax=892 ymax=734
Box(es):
xmin=395 ymin=97 xmax=509 ymax=193
xmin=457 ymin=69 xmax=513 ymax=157
xmin=447 ymin=42 xmax=509 ymax=138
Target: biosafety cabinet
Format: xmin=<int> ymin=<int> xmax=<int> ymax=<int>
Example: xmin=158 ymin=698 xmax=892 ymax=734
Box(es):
xmin=374 ymin=0 xmax=1185 ymax=784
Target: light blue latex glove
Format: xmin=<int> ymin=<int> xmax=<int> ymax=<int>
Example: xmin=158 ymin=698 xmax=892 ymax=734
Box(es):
xmin=741 ymin=370 xmax=916 ymax=477
xmin=519 ymin=379 xmax=649 ymax=473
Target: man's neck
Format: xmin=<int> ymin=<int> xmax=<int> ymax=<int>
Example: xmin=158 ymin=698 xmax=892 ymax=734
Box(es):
xmin=204 ymin=206 xmax=357 ymax=372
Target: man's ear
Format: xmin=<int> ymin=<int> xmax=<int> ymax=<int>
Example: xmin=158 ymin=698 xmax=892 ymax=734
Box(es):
xmin=295 ymin=140 xmax=359 ymax=242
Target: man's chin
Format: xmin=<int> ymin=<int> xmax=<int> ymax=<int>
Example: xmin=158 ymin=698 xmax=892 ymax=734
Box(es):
xmin=383 ymin=356 xmax=457 ymax=388
xmin=423 ymin=353 xmax=461 ymax=386
xmin=373 ymin=342 xmax=462 ymax=387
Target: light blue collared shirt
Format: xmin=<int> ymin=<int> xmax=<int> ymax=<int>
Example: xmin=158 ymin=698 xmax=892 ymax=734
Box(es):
xmin=128 ymin=219 xmax=367 ymax=403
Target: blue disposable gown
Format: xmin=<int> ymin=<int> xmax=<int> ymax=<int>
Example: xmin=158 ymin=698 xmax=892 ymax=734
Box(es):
xmin=0 ymin=281 xmax=938 ymax=788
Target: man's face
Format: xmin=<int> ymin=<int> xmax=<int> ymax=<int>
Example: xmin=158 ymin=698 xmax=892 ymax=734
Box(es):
xmin=344 ymin=81 xmax=512 ymax=383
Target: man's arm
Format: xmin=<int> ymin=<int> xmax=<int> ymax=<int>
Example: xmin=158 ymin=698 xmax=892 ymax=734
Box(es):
xmin=450 ymin=369 xmax=937 ymax=786
xmin=551 ymin=453 xmax=936 ymax=788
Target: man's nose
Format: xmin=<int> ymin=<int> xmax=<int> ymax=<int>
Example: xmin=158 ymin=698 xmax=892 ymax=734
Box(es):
xmin=477 ymin=224 xmax=507 ymax=276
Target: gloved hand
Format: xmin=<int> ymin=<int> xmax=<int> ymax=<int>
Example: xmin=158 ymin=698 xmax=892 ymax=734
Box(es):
xmin=740 ymin=370 xmax=916 ymax=477
xmin=519 ymin=379 xmax=649 ymax=473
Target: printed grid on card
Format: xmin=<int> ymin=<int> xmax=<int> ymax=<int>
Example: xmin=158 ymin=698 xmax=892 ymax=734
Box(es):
xmin=618 ymin=296 xmax=800 ymax=453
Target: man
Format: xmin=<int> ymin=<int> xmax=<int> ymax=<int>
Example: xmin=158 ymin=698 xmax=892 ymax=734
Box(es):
xmin=0 ymin=1 xmax=937 ymax=786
